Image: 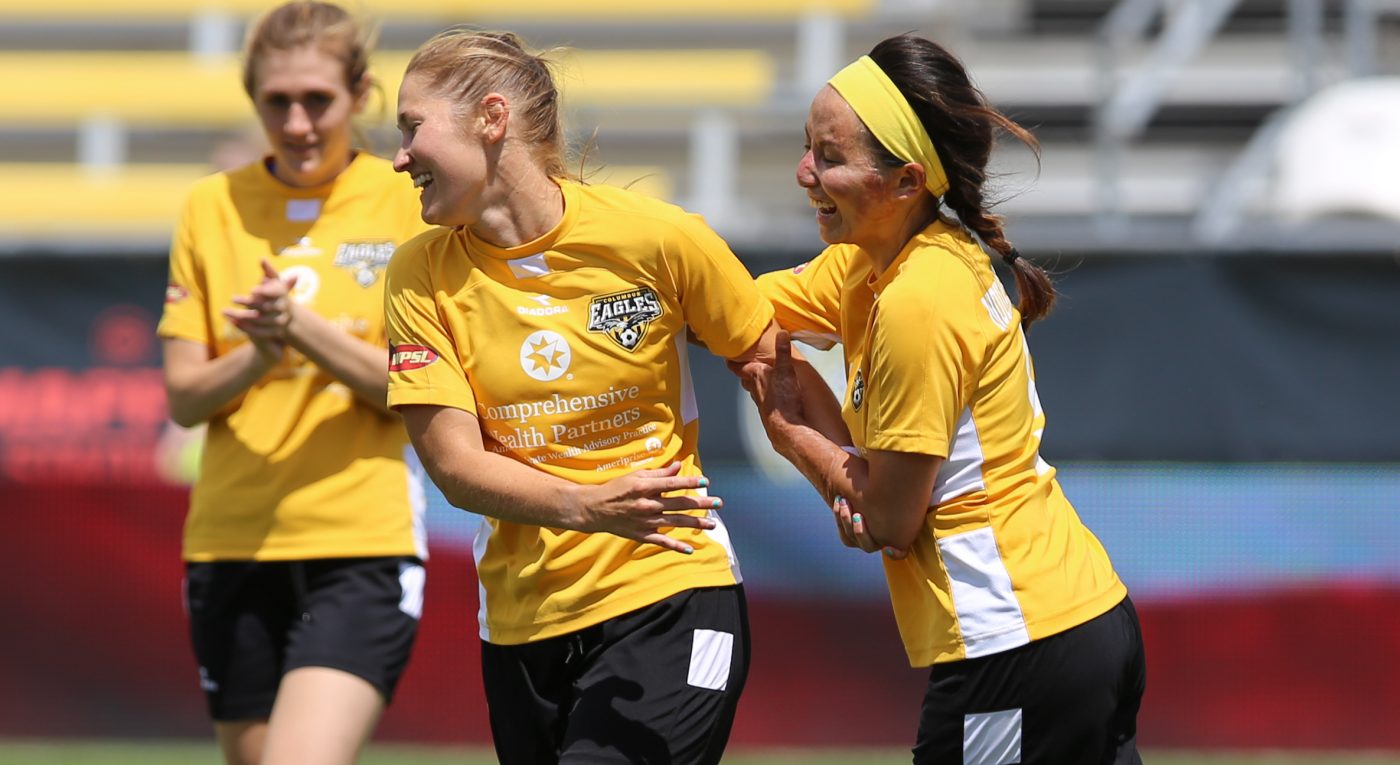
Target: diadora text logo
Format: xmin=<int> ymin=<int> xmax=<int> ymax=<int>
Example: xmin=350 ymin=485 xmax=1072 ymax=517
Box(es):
xmin=279 ymin=236 xmax=321 ymax=257
xmin=588 ymin=287 xmax=662 ymax=352
xmin=517 ymin=294 xmax=569 ymax=317
xmin=520 ymin=331 xmax=571 ymax=382
xmin=390 ymin=344 xmax=439 ymax=372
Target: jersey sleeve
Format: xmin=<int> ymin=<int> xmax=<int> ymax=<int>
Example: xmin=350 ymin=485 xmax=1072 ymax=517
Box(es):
xmin=665 ymin=214 xmax=774 ymax=359
xmin=863 ymin=259 xmax=985 ymax=458
xmin=156 ymin=190 xmax=212 ymax=346
xmin=754 ymin=247 xmax=850 ymax=350
xmin=383 ymin=234 xmax=478 ymax=416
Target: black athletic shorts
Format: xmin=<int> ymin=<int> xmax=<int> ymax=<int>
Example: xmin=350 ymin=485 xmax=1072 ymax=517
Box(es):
xmin=913 ymin=596 xmax=1147 ymax=765
xmin=481 ymin=584 xmax=750 ymax=765
xmin=184 ymin=556 xmax=425 ymax=721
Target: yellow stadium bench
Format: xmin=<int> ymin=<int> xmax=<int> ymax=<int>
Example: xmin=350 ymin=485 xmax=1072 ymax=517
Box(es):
xmin=0 ymin=0 xmax=872 ymax=21
xmin=0 ymin=49 xmax=775 ymax=127
xmin=0 ymin=162 xmax=671 ymax=238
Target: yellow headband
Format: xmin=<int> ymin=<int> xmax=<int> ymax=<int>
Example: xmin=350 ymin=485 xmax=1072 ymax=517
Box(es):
xmin=827 ymin=55 xmax=949 ymax=197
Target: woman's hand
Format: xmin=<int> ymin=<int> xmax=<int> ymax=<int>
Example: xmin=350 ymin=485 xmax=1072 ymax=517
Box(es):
xmin=832 ymin=495 xmax=908 ymax=559
xmin=572 ymin=461 xmax=721 ymax=554
xmin=736 ymin=330 xmax=806 ymax=441
xmin=222 ymin=259 xmax=296 ymax=359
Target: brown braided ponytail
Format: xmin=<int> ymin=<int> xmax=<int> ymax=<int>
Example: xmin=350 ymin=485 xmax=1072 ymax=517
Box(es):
xmin=868 ymin=34 xmax=1055 ymax=328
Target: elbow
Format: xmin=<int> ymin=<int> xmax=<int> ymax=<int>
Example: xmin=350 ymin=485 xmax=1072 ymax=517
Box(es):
xmin=861 ymin=507 xmax=925 ymax=552
xmin=167 ymin=405 xmax=206 ymax=429
xmin=164 ymin=387 xmax=208 ymax=428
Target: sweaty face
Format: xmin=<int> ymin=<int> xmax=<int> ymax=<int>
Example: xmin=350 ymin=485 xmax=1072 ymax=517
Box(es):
xmin=796 ymin=86 xmax=904 ymax=248
xmin=250 ymin=46 xmax=364 ymax=188
xmin=394 ymin=73 xmax=488 ymax=227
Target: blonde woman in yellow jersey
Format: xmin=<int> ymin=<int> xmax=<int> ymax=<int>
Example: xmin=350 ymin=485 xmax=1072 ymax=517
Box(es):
xmin=380 ymin=29 xmax=846 ymax=765
xmin=736 ymin=35 xmax=1147 ymax=764
xmin=157 ymin=4 xmax=430 ymax=765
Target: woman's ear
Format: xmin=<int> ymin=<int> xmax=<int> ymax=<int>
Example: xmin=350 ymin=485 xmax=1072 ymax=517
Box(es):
xmin=892 ymin=161 xmax=927 ymax=200
xmin=478 ymin=92 xmax=510 ymax=142
xmin=351 ymin=76 xmax=373 ymax=115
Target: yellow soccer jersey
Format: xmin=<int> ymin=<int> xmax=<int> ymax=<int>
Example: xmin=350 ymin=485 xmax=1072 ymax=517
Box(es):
xmin=758 ymin=219 xmax=1125 ymax=667
xmin=385 ymin=180 xmax=772 ymax=645
xmin=158 ymin=153 xmax=432 ymax=562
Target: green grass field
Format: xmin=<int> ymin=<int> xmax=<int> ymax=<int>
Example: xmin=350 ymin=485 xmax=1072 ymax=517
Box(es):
xmin=3 ymin=741 xmax=1399 ymax=765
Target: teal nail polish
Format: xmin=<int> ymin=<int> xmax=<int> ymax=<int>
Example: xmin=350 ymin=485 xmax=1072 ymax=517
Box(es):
xmin=852 ymin=513 xmax=863 ymax=525
xmin=697 ymin=477 xmax=710 ymax=488
xmin=681 ymin=546 xmax=694 ymax=555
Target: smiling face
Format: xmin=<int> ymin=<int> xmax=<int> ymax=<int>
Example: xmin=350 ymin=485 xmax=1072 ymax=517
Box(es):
xmin=796 ymin=85 xmax=908 ymax=248
xmin=394 ymin=72 xmax=492 ymax=227
xmin=249 ymin=45 xmax=365 ymax=188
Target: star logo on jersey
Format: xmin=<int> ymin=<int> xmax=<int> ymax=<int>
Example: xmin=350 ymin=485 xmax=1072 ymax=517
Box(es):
xmin=850 ymin=369 xmax=865 ymax=411
xmin=587 ymin=287 xmax=662 ymax=352
xmin=520 ymin=330 xmax=571 ymax=382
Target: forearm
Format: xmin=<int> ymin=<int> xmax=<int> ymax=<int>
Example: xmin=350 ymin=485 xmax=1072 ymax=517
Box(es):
xmin=769 ymin=421 xmax=931 ymax=549
xmin=790 ymin=356 xmax=852 ymax=447
xmin=165 ymin=342 xmax=278 ymax=427
xmin=284 ymin=305 xmax=392 ymax=415
xmin=768 ymin=419 xmax=866 ymax=513
xmin=426 ymin=447 xmax=588 ymax=528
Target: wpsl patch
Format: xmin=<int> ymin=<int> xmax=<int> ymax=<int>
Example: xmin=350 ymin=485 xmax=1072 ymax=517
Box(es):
xmin=587 ymin=287 xmax=662 ymax=351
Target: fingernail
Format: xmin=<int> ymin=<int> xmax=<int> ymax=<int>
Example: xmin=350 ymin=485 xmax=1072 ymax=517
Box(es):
xmin=834 ymin=495 xmax=845 ymax=507
xmin=851 ymin=513 xmax=862 ymax=525
xmin=710 ymin=499 xmax=721 ymax=510
xmin=681 ymin=546 xmax=694 ymax=555
xmin=697 ymin=477 xmax=709 ymax=488
xmin=883 ymin=547 xmax=898 ymax=558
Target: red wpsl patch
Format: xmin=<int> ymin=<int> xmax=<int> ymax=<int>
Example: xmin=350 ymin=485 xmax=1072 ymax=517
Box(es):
xmin=389 ymin=344 xmax=439 ymax=371
xmin=164 ymin=284 xmax=188 ymax=303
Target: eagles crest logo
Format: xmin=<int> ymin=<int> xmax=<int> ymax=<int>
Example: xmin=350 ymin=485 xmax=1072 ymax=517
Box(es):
xmin=588 ymin=287 xmax=663 ymax=351
xmin=333 ymin=241 xmax=397 ymax=287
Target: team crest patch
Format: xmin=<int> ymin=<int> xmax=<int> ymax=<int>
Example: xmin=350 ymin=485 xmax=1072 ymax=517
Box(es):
xmin=165 ymin=284 xmax=188 ymax=304
xmin=851 ymin=369 xmax=865 ymax=411
xmin=587 ymin=287 xmax=663 ymax=351
xmin=389 ymin=344 xmax=439 ymax=372
xmin=334 ymin=241 xmax=397 ymax=287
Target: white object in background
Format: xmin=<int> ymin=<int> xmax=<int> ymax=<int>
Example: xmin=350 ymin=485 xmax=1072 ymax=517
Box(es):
xmin=1273 ymin=77 xmax=1400 ymax=221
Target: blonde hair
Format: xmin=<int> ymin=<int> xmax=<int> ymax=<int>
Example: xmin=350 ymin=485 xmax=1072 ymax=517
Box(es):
xmin=405 ymin=29 xmax=567 ymax=178
xmin=241 ymin=1 xmax=376 ymax=97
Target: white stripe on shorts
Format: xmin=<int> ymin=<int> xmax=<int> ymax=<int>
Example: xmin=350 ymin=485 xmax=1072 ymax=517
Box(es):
xmin=687 ymin=629 xmax=734 ymax=691
xmin=963 ymin=708 xmax=1022 ymax=765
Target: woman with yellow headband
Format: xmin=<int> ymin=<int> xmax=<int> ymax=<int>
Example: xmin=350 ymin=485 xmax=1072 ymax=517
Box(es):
xmin=736 ymin=34 xmax=1146 ymax=763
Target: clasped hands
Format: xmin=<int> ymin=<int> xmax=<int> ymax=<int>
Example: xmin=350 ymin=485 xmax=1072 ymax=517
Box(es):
xmin=222 ymin=259 xmax=297 ymax=363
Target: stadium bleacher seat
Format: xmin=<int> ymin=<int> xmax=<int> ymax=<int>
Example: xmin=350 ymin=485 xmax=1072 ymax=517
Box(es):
xmin=0 ymin=162 xmax=670 ymax=240
xmin=0 ymin=0 xmax=872 ymax=22
xmin=0 ymin=49 xmax=775 ymax=128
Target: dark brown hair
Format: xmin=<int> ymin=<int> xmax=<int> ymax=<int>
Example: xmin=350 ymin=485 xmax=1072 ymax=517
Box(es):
xmin=868 ymin=34 xmax=1054 ymax=328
